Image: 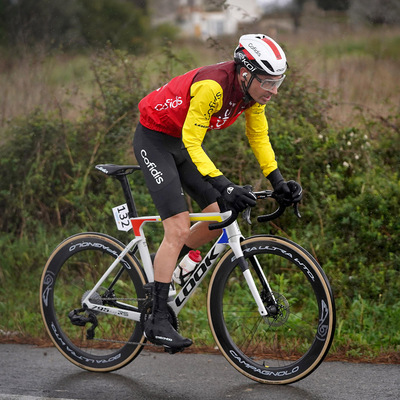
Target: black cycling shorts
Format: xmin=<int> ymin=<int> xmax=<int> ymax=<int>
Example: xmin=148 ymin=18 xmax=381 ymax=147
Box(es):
xmin=133 ymin=122 xmax=219 ymax=220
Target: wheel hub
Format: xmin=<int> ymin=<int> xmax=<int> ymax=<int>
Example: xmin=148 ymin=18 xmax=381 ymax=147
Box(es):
xmin=264 ymin=292 xmax=290 ymax=327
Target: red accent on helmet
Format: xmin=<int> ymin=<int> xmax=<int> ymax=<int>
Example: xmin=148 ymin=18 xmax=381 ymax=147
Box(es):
xmin=242 ymin=48 xmax=254 ymax=61
xmin=262 ymin=37 xmax=282 ymax=60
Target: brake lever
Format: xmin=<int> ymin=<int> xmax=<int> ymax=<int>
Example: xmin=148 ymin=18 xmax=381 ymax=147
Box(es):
xmin=293 ymin=203 xmax=301 ymax=219
xmin=242 ymin=206 xmax=252 ymax=225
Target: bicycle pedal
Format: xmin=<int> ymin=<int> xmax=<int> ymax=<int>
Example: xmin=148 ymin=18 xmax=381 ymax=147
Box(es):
xmin=163 ymin=346 xmax=184 ymax=355
xmin=168 ymin=282 xmax=176 ymax=301
xmin=143 ymin=282 xmax=154 ymax=298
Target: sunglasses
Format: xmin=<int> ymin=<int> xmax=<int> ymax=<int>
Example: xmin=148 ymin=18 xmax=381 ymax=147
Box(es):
xmin=253 ymin=74 xmax=286 ymax=91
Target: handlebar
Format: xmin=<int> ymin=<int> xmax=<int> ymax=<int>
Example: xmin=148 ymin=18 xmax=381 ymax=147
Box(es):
xmin=208 ymin=190 xmax=301 ymax=231
xmin=208 ymin=197 xmax=239 ymax=231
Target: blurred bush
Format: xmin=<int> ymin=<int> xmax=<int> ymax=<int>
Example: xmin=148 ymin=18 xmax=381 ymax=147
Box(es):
xmin=0 ymin=0 xmax=178 ymax=51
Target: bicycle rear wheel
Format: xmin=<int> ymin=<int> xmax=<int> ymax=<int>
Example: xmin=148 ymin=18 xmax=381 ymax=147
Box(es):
xmin=40 ymin=232 xmax=147 ymax=372
xmin=208 ymin=235 xmax=335 ymax=384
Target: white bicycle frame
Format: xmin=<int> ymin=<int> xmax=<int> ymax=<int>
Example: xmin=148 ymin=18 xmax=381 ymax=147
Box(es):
xmin=81 ymin=210 xmax=269 ymax=321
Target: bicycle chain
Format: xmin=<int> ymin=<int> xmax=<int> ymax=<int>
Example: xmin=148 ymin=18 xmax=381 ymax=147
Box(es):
xmin=89 ymin=295 xmax=157 ymax=347
xmin=89 ymin=296 xmax=178 ymax=349
xmin=100 ymin=297 xmax=145 ymax=302
xmin=90 ymin=295 xmax=158 ymax=348
xmin=91 ymin=337 xmax=161 ymax=348
xmin=87 ymin=285 xmax=176 ymax=349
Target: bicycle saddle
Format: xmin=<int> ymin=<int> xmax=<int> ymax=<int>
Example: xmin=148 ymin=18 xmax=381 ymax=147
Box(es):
xmin=95 ymin=164 xmax=141 ymax=176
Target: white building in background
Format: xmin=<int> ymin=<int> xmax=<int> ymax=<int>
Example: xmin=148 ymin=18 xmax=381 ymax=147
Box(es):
xmin=150 ymin=0 xmax=262 ymax=39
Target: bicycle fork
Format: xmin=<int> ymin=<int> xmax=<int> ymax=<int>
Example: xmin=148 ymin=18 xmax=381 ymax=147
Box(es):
xmin=227 ymin=226 xmax=271 ymax=318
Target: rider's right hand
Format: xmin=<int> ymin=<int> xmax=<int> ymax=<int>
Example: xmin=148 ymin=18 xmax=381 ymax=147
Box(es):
xmin=206 ymin=175 xmax=256 ymax=212
xmin=222 ymin=184 xmax=257 ymax=212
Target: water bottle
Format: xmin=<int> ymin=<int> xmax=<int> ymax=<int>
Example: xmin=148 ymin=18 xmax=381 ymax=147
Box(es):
xmin=173 ymin=250 xmax=202 ymax=286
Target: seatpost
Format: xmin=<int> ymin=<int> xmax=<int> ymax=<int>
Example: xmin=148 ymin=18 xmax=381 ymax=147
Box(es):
xmin=115 ymin=174 xmax=138 ymax=218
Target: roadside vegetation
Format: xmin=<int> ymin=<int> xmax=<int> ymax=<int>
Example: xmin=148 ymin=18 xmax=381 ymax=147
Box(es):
xmin=0 ymin=9 xmax=399 ymax=362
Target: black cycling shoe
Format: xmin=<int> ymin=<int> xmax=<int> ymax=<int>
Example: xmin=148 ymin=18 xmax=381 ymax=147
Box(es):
xmin=144 ymin=312 xmax=192 ymax=350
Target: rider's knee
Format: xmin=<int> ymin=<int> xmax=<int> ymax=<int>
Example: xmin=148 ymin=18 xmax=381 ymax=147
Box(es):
xmin=163 ymin=213 xmax=191 ymax=246
xmin=203 ymin=202 xmax=219 ymax=213
xmin=172 ymin=224 xmax=191 ymax=244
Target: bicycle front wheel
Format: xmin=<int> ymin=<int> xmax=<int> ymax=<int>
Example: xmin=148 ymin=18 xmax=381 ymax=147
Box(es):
xmin=208 ymin=235 xmax=335 ymax=384
xmin=40 ymin=232 xmax=147 ymax=372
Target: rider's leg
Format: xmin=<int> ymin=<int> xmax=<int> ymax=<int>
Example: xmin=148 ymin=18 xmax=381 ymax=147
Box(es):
xmin=144 ymin=212 xmax=193 ymax=349
xmin=154 ymin=212 xmax=191 ymax=283
xmin=133 ymin=125 xmax=218 ymax=348
xmin=146 ymin=203 xmax=221 ymax=348
xmin=184 ymin=202 xmax=221 ymax=250
xmin=152 ymin=203 xmax=222 ymax=262
xmin=177 ymin=154 xmax=222 ymax=253
xmin=144 ymin=281 xmax=192 ymax=349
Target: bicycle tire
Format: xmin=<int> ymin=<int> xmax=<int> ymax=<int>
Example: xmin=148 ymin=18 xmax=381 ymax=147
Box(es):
xmin=208 ymin=235 xmax=335 ymax=384
xmin=40 ymin=232 xmax=147 ymax=372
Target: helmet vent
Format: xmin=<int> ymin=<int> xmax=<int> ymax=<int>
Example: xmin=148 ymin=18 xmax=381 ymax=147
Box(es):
xmin=260 ymin=60 xmax=274 ymax=73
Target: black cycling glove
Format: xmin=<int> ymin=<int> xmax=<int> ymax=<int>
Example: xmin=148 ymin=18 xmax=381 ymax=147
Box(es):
xmin=207 ymin=175 xmax=256 ymax=212
xmin=267 ymin=169 xmax=303 ymax=206
xmin=287 ymin=180 xmax=302 ymax=203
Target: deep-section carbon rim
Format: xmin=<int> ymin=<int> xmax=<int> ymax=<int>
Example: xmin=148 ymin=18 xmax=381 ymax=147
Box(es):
xmin=208 ymin=235 xmax=335 ymax=384
xmin=40 ymin=233 xmax=146 ymax=372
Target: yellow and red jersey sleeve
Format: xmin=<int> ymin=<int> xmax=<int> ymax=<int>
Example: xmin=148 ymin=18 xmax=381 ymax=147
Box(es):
xmin=182 ymin=80 xmax=224 ymax=177
xmin=182 ymin=80 xmax=278 ymax=179
xmin=245 ymin=103 xmax=277 ymax=177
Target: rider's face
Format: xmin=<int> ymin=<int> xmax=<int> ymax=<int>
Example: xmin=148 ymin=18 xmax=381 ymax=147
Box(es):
xmin=240 ymin=69 xmax=283 ymax=104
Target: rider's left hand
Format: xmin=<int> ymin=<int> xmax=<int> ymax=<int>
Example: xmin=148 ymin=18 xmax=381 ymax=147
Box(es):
xmin=267 ymin=168 xmax=302 ymax=206
xmin=287 ymin=180 xmax=303 ymax=204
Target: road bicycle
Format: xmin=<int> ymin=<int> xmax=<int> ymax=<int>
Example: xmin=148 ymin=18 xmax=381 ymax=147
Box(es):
xmin=40 ymin=164 xmax=336 ymax=385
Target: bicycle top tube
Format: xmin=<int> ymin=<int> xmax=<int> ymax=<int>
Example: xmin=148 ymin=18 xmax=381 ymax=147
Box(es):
xmin=130 ymin=211 xmax=232 ymax=238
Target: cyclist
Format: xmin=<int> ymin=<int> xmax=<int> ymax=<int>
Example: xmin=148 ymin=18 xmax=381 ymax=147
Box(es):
xmin=133 ymin=34 xmax=302 ymax=351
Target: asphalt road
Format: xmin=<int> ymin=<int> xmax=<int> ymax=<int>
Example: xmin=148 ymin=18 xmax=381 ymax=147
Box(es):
xmin=0 ymin=344 xmax=399 ymax=400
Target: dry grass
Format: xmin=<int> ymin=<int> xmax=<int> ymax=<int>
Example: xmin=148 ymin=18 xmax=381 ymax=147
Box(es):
xmin=282 ymin=27 xmax=400 ymax=124
xmin=0 ymin=18 xmax=399 ymax=131
xmin=0 ymin=49 xmax=94 ymax=130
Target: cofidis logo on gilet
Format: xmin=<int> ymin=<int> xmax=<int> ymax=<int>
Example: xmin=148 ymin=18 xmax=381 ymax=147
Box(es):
xmin=140 ymin=149 xmax=164 ymax=184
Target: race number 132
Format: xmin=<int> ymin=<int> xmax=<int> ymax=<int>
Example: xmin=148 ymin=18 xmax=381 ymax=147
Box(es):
xmin=112 ymin=203 xmax=131 ymax=231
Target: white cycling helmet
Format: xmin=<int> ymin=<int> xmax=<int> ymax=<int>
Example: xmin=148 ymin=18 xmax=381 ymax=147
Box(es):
xmin=234 ymin=34 xmax=287 ymax=76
